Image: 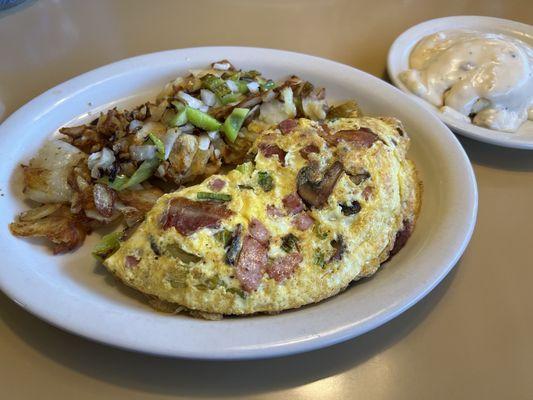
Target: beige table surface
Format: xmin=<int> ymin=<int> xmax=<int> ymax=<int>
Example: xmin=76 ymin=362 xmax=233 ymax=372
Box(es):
xmin=1 ymin=0 xmax=532 ymax=399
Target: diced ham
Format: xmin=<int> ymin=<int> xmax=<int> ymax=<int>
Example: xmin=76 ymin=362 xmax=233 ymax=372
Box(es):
xmin=125 ymin=255 xmax=140 ymax=268
xmin=299 ymin=144 xmax=320 ymax=159
xmin=292 ymin=212 xmax=314 ymax=230
xmin=321 ymin=128 xmax=379 ymax=147
xmin=278 ymin=119 xmax=298 ymax=134
xmin=282 ymin=193 xmax=305 ymax=215
xmin=266 ymin=205 xmax=285 ymax=217
xmin=248 ymin=218 xmax=270 ymax=245
xmin=258 ymin=143 xmax=286 ymax=165
xmin=362 ymin=186 xmax=373 ymax=200
xmin=389 ymin=220 xmax=413 ymax=257
xmin=161 ymin=197 xmax=233 ymax=235
xmin=235 ymin=235 xmax=268 ymax=292
xmin=267 ymin=252 xmax=303 ymax=282
xmin=208 ymin=178 xmax=226 ymax=192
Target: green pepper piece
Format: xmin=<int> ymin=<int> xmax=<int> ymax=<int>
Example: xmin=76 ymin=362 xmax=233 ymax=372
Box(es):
xmin=257 ymin=171 xmax=274 ymax=192
xmin=196 ymin=192 xmax=232 ymax=202
xmin=201 ymin=74 xmax=231 ymax=98
xmin=120 ymin=158 xmax=160 ymax=190
xmin=92 ymin=231 xmax=122 ymax=261
xmin=220 ymin=92 xmax=244 ymax=105
xmin=148 ymin=132 xmax=165 ymax=160
xmin=185 ymin=107 xmax=222 ymax=131
xmin=163 ymin=106 xmax=187 ymax=127
xmin=222 ymin=107 xmax=249 ymax=142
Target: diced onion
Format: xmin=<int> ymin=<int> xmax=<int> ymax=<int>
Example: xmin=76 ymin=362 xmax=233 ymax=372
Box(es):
xmin=180 ymin=123 xmax=195 ymax=134
xmin=226 ymin=80 xmax=239 ymax=93
xmin=213 ymin=62 xmax=231 ymax=71
xmin=177 ymin=91 xmax=204 ymax=110
xmin=130 ymin=145 xmax=157 ymax=161
xmin=280 ymin=87 xmax=297 ymax=116
xmin=262 ymin=90 xmax=276 ymax=102
xmin=128 ymin=119 xmax=144 ymax=132
xmin=247 ymin=82 xmax=260 ymax=93
xmin=198 ymin=134 xmax=211 ymax=151
xmin=302 ymin=97 xmax=327 ymax=120
xmin=163 ymin=128 xmax=181 ymax=160
xmin=207 ymin=130 xmax=219 ymax=140
xmin=200 ymin=89 xmax=217 ymax=106
xmin=88 ymin=147 xmax=115 ymax=179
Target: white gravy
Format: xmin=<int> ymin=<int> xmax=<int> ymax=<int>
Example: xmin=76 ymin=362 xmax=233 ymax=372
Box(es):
xmin=400 ymin=30 xmax=533 ymax=132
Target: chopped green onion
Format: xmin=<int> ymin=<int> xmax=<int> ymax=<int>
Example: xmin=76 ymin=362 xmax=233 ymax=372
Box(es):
xmin=185 ymin=107 xmax=221 ymax=131
xmin=101 ymin=175 xmax=129 ymax=190
xmin=196 ymin=192 xmax=232 ymax=202
xmin=238 ymin=184 xmax=254 ymax=190
xmin=100 ymin=158 xmax=159 ymax=191
xmin=313 ymin=250 xmax=326 ymax=268
xmin=227 ymin=287 xmax=246 ymax=299
xmin=164 ymin=243 xmax=201 ymax=264
xmin=92 ymin=231 xmax=122 ymax=261
xmin=241 ymin=70 xmax=261 ymax=80
xmin=163 ymin=105 xmax=187 ymax=127
xmin=236 ymin=161 xmax=254 ymax=175
xmin=313 ymin=225 xmax=329 ymax=240
xmin=222 ymin=107 xmax=249 ymax=142
xmin=120 ymin=158 xmax=160 ymax=190
xmin=262 ymin=80 xmax=276 ymax=90
xmin=257 ymin=171 xmax=274 ymax=192
xmin=148 ymin=132 xmax=165 ymax=160
xmin=281 ymin=233 xmax=299 ymax=253
xmin=220 ymin=92 xmax=244 ymax=105
xmin=234 ymin=80 xmax=249 ymax=94
xmin=201 ymin=74 xmax=231 ymax=98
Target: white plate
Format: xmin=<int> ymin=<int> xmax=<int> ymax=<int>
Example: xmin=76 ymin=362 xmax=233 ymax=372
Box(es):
xmin=388 ymin=16 xmax=533 ymax=150
xmin=0 ymin=47 xmax=477 ymax=359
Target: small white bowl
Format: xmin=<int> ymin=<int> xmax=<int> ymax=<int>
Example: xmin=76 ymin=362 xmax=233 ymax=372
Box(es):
xmin=388 ymin=16 xmax=533 ymax=150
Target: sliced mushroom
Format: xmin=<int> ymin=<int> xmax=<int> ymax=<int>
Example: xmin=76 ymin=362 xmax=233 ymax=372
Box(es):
xmin=329 ymin=236 xmax=346 ymax=262
xmin=297 ymin=161 xmax=344 ymax=208
xmin=225 ymin=224 xmax=242 ymax=265
xmin=340 ymin=201 xmax=361 ymax=216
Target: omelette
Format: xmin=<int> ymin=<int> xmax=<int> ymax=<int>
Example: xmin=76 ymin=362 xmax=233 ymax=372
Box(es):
xmin=104 ymin=117 xmax=421 ymax=315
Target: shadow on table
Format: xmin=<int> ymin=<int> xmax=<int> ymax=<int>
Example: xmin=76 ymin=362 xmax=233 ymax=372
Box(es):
xmin=0 ymin=263 xmax=458 ymax=397
xmin=458 ymin=136 xmax=533 ymax=172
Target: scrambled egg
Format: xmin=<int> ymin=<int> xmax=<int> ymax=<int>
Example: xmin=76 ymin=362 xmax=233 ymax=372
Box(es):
xmin=104 ymin=117 xmax=421 ymax=315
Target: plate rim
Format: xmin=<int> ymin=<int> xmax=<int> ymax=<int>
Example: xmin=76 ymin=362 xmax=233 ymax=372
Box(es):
xmin=0 ymin=46 xmax=478 ymax=359
xmin=387 ymin=15 xmax=533 ymax=150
